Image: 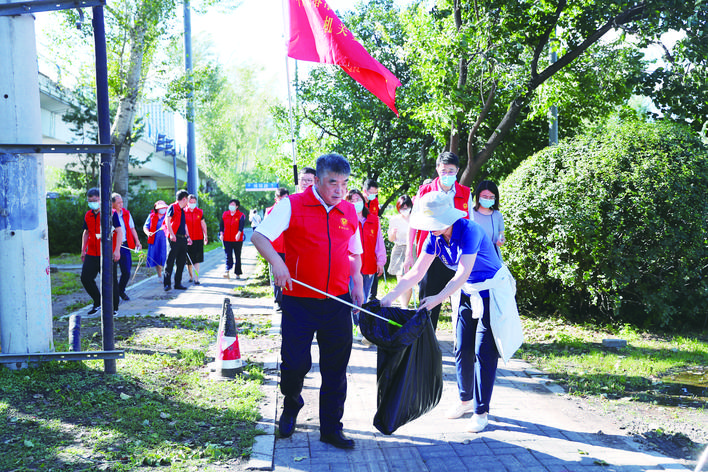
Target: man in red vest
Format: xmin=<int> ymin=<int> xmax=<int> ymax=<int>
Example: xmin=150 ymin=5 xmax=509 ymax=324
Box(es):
xmin=404 ymin=152 xmax=473 ymax=329
xmin=80 ymin=187 xmax=122 ymax=315
xmin=297 ymin=166 xmax=316 ymax=193
xmin=163 ymin=190 xmax=192 ymax=291
xmin=185 ymin=194 xmax=208 ymax=285
xmin=111 ymin=193 xmax=142 ymax=301
xmin=252 ymin=154 xmax=364 ymax=450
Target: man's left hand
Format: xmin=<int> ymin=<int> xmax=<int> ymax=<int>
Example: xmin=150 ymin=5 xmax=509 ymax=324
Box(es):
xmin=376 ymin=264 xmax=385 ymax=276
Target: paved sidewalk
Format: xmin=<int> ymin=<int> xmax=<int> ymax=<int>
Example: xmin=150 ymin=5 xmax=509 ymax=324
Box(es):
xmin=250 ymin=275 xmax=691 ymax=471
xmin=65 ymin=240 xmax=692 ymax=471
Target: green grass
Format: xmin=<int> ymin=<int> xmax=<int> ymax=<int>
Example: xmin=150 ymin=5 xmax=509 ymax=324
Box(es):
xmin=0 ymin=313 xmax=265 ymax=471
xmin=518 ymin=317 xmax=708 ymax=402
xmin=50 ymin=271 xmax=83 ymax=296
xmin=50 ymin=254 xmax=83 ymax=265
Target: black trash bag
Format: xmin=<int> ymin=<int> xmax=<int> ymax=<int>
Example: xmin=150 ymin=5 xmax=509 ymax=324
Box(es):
xmin=359 ymin=300 xmax=443 ymax=435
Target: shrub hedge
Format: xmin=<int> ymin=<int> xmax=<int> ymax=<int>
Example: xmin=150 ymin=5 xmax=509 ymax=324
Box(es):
xmin=47 ymin=189 xmax=225 ymax=256
xmin=500 ymin=119 xmax=708 ymax=329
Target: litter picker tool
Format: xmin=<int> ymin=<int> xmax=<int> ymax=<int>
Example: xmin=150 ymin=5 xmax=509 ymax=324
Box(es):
xmin=291 ymin=279 xmax=402 ymax=328
xmin=185 ymin=251 xmax=199 ymax=280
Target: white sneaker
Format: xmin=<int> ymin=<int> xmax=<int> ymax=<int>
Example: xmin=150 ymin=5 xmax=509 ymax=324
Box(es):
xmin=361 ymin=336 xmax=372 ymax=347
xmin=223 ymin=272 xmax=230 ymax=279
xmin=467 ymin=413 xmax=489 ymax=433
xmin=446 ymin=401 xmax=475 ymax=419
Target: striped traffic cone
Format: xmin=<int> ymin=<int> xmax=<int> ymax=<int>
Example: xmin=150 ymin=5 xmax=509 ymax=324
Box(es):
xmin=215 ymin=298 xmax=243 ymax=378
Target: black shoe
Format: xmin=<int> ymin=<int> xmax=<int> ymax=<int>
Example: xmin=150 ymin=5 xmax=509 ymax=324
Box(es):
xmin=174 ymin=284 xmax=188 ymax=290
xmin=119 ymin=292 xmax=130 ymax=301
xmin=194 ymin=281 xmax=200 ymax=285
xmin=320 ymin=430 xmax=355 ymax=449
xmin=164 ymin=284 xmax=171 ymax=291
xmin=278 ymin=411 xmax=298 ymax=438
xmin=88 ymin=305 xmax=100 ymax=315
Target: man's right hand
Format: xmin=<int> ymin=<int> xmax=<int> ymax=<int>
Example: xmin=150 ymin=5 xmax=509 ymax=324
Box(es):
xmin=271 ymin=260 xmax=292 ymax=291
xmin=402 ymin=254 xmax=415 ymax=272
xmin=170 ymin=234 xmax=177 ymax=242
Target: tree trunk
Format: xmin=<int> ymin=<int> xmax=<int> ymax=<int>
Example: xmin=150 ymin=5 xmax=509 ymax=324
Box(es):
xmin=449 ymin=0 xmax=466 ymax=157
xmin=110 ymin=25 xmax=146 ymax=203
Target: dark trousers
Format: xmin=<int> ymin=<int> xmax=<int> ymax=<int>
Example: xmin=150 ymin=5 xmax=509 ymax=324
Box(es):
xmin=456 ymin=294 xmax=498 ymax=414
xmin=80 ymin=254 xmax=119 ymax=311
xmin=165 ymin=236 xmax=187 ymax=286
xmin=272 ymin=252 xmax=286 ymax=306
xmin=418 ymin=257 xmax=455 ymax=330
xmin=280 ymin=293 xmax=353 ymax=434
xmin=368 ymin=273 xmax=379 ymax=301
xmin=224 ymin=240 xmax=243 ymax=275
xmin=117 ymin=245 xmax=132 ymax=295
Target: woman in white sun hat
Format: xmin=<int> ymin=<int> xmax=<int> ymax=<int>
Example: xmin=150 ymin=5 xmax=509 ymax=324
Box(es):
xmin=381 ymin=190 xmax=521 ymax=433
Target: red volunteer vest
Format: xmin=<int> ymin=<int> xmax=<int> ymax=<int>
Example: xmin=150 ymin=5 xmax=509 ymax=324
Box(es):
xmin=266 ymin=205 xmax=285 ymax=253
xmin=366 ymin=197 xmax=379 ymax=216
xmin=84 ymin=210 xmax=118 ymax=256
xmin=147 ymin=211 xmax=161 ymax=245
xmin=84 ymin=210 xmax=102 ymax=257
xmin=360 ymin=213 xmax=379 ymax=275
xmin=222 ymin=210 xmax=244 ymax=242
xmin=168 ymin=203 xmax=184 ymax=236
xmin=117 ymin=209 xmax=135 ymax=249
xmin=185 ymin=207 xmax=204 ymax=240
xmin=414 ymin=178 xmax=471 ymax=256
xmin=283 ymin=186 xmax=358 ymax=298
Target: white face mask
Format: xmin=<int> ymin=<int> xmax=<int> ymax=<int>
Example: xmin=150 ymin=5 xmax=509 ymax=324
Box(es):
xmin=353 ymin=201 xmax=365 ymax=213
xmin=440 ymin=175 xmax=457 ymax=187
xmin=400 ymin=208 xmax=411 ymax=217
xmin=229 ymin=205 xmax=237 ymax=212
xmin=158 ymin=209 xmax=166 ymax=215
xmin=88 ymin=201 xmax=100 ymax=210
xmin=188 ymin=203 xmax=197 ymax=210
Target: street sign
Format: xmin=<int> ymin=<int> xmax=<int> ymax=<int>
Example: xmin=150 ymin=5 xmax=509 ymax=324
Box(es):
xmin=245 ymin=182 xmax=279 ymax=192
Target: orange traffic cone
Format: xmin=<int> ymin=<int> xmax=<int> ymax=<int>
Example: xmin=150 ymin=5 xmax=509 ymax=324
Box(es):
xmin=215 ymin=298 xmax=243 ymax=378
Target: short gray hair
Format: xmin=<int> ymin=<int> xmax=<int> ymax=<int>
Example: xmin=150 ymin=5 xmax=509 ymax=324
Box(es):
xmin=316 ymin=153 xmax=351 ymax=178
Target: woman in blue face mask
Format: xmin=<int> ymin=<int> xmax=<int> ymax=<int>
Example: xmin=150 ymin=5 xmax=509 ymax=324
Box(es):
xmin=472 ymin=180 xmax=505 ymax=261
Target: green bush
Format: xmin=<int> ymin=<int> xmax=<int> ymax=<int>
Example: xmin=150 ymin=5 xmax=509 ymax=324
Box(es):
xmin=501 ymin=119 xmax=708 ymax=329
xmin=46 ymin=194 xmax=85 ymax=255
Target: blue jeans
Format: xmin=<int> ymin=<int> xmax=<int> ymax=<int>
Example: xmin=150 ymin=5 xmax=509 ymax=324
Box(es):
xmin=456 ymin=294 xmax=499 ymax=414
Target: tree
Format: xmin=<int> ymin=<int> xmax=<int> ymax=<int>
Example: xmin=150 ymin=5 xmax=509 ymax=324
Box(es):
xmin=296 ymin=0 xmax=703 ymax=188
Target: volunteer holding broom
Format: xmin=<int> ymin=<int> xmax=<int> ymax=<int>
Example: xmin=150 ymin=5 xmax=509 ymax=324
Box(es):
xmin=252 ymin=153 xmax=364 ymax=449
xmin=381 ymin=191 xmax=508 ymax=433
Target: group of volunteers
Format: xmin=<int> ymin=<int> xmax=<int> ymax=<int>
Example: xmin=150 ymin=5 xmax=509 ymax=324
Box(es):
xmin=251 ymin=151 xmax=517 ymax=450
xmin=79 ymin=189 xmax=251 ymax=314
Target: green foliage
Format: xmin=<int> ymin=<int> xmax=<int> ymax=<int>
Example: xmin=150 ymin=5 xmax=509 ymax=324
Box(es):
xmin=46 ymin=194 xmax=86 ymax=255
xmin=501 ymin=119 xmax=708 ymax=328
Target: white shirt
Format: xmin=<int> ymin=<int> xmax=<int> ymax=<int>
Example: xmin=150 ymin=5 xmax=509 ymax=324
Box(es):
xmin=114 ymin=208 xmax=135 ymax=243
xmin=256 ymin=186 xmax=363 ymax=254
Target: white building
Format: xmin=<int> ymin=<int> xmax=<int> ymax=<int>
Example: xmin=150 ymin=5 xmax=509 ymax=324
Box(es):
xmin=39 ymin=72 xmax=207 ymax=191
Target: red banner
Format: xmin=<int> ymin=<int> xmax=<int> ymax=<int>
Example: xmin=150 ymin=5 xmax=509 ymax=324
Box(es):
xmin=288 ymin=0 xmax=402 ymax=115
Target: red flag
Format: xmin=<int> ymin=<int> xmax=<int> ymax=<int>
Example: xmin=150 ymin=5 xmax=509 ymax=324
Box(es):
xmin=288 ymin=0 xmax=402 ymax=116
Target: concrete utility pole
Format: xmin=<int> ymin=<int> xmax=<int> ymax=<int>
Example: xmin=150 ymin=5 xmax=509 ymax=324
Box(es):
xmin=0 ymin=9 xmax=54 ymax=365
xmin=184 ymin=0 xmax=198 ymax=195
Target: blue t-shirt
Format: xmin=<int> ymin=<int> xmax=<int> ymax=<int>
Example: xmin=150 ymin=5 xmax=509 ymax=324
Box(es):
xmin=423 ymin=218 xmax=501 ymax=284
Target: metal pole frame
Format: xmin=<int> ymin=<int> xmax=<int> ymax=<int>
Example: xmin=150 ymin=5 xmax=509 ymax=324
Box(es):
xmin=93 ymin=5 xmax=116 ymax=374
